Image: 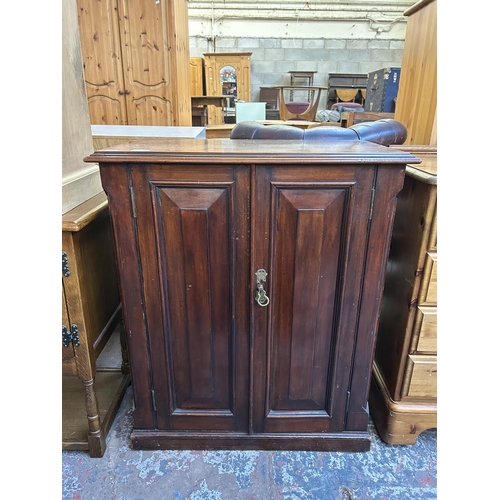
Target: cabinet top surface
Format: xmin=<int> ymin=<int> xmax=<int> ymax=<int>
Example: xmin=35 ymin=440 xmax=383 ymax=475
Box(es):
xmin=91 ymin=125 xmax=206 ymax=139
xmin=86 ymin=138 xmax=421 ymax=165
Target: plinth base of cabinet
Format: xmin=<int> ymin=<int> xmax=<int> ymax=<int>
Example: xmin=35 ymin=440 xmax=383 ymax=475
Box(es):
xmin=62 ymin=372 xmax=130 ymax=456
xmin=369 ymin=368 xmax=437 ymax=445
xmin=130 ymin=430 xmax=372 ymax=452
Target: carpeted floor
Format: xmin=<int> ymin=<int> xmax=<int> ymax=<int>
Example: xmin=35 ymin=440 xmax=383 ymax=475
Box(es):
xmin=62 ymin=385 xmax=437 ymax=500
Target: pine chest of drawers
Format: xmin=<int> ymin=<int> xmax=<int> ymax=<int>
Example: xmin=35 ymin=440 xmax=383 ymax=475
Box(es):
xmin=369 ymin=146 xmax=437 ymax=444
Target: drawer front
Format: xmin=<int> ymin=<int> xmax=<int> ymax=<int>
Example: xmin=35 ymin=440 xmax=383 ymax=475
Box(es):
xmin=419 ymin=251 xmax=437 ymax=305
xmin=405 ymin=355 xmax=437 ymax=398
xmin=413 ymin=306 xmax=437 ymax=353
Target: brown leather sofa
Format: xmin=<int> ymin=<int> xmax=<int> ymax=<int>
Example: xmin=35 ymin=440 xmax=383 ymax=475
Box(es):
xmin=229 ymin=119 xmax=407 ymax=146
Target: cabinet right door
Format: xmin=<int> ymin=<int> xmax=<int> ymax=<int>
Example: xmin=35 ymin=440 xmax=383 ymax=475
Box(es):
xmin=251 ymin=164 xmax=375 ymax=434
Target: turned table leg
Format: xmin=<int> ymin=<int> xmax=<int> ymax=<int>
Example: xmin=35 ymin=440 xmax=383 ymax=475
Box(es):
xmin=82 ymin=377 xmax=106 ymax=457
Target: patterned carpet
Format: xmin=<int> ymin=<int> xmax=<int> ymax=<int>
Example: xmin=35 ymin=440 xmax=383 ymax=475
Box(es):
xmin=62 ymin=386 xmax=437 ymax=499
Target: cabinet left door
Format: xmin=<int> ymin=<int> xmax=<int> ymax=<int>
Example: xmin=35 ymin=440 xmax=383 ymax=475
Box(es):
xmin=116 ymin=164 xmax=252 ymax=433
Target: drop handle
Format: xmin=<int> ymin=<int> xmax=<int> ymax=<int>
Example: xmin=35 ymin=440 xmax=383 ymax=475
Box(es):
xmin=255 ymin=269 xmax=270 ymax=307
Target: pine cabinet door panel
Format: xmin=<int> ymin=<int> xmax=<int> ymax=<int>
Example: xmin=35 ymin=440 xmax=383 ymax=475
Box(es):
xmin=252 ymin=166 xmax=375 ymax=434
xmin=77 ymin=0 xmax=128 ymax=124
xmin=190 ymin=58 xmax=205 ymax=96
xmin=87 ymin=96 xmax=128 ymax=126
xmin=131 ymin=165 xmax=250 ymax=432
xmin=119 ymin=0 xmax=174 ymax=125
xmin=132 ymin=96 xmax=173 ymax=128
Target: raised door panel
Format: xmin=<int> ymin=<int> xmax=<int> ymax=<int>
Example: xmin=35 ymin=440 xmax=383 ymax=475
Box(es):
xmin=252 ymin=165 xmax=375 ymax=434
xmin=77 ymin=0 xmax=128 ymax=125
xmin=233 ymin=56 xmax=251 ymax=103
xmin=270 ymin=188 xmax=345 ymax=415
xmin=190 ymin=58 xmax=204 ymax=96
xmin=130 ymin=165 xmax=250 ymax=432
xmin=204 ymin=57 xmax=224 ymax=124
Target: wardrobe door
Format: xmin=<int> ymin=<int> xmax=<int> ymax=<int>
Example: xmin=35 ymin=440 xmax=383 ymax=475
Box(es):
xmin=117 ymin=0 xmax=191 ymax=126
xmin=129 ymin=164 xmax=251 ymax=433
xmin=251 ymin=164 xmax=375 ymax=434
xmin=77 ymin=0 xmax=128 ymax=124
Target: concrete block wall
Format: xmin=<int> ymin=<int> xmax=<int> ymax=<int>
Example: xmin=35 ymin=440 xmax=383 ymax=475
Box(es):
xmin=189 ymin=36 xmax=405 ymax=110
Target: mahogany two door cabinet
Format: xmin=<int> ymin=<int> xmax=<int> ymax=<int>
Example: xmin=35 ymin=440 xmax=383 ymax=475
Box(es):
xmin=87 ymin=138 xmax=419 ymax=452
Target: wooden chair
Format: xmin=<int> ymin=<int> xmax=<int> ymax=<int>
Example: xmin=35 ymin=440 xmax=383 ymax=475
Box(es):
xmin=272 ymin=85 xmax=328 ymax=121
